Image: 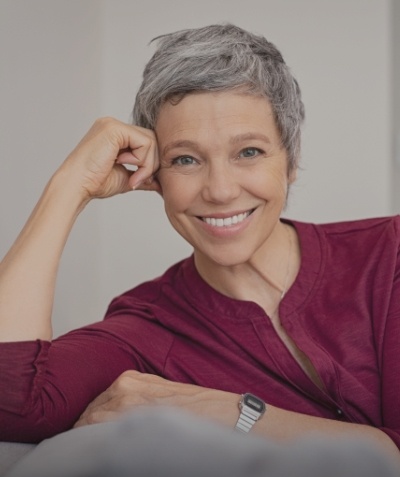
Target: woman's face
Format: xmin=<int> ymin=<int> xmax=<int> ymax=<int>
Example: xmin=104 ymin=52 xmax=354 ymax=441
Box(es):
xmin=155 ymin=90 xmax=295 ymax=267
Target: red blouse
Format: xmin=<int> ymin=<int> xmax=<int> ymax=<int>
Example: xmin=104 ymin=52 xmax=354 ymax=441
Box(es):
xmin=1 ymin=216 xmax=399 ymax=448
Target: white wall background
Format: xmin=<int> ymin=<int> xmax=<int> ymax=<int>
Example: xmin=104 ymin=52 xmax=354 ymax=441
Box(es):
xmin=0 ymin=0 xmax=396 ymax=336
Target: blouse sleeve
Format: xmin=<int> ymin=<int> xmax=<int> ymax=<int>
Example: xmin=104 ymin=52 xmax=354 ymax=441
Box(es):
xmin=378 ymin=216 xmax=400 ymax=450
xmin=0 ymin=308 xmax=173 ymax=443
xmin=379 ymin=307 xmax=400 ymax=449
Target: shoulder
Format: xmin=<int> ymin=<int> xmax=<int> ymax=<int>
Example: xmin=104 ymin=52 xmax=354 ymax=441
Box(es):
xmin=105 ymin=257 xmax=191 ymax=316
xmin=316 ymin=216 xmax=400 ymax=259
xmin=285 ymin=216 xmax=400 ymax=287
xmin=290 ymin=214 xmax=399 ymax=234
xmin=290 ymin=215 xmax=400 ymax=249
xmin=315 ymin=215 xmax=400 ymax=236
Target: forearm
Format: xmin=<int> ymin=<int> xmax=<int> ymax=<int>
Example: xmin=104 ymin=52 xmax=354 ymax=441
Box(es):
xmin=251 ymin=404 xmax=400 ymax=465
xmin=206 ymin=393 xmax=400 ymax=465
xmin=72 ymin=371 xmax=399 ymax=466
xmin=0 ymin=119 xmax=158 ymax=343
xmin=202 ymin=393 xmax=395 ymax=453
xmin=0 ymin=168 xmax=87 ymax=342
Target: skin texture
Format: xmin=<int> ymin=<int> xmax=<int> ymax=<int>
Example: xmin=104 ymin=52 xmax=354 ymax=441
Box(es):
xmin=155 ymin=92 xmax=299 ymax=316
xmin=157 ymin=93 xmax=291 ymax=265
xmin=0 ymin=118 xmax=160 ymax=341
xmin=0 ymin=92 xmax=398 ymax=464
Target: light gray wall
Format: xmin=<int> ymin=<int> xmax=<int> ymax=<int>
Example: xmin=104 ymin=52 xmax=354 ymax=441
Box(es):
xmin=0 ymin=0 xmax=395 ymax=336
xmin=0 ymin=0 xmax=103 ymax=335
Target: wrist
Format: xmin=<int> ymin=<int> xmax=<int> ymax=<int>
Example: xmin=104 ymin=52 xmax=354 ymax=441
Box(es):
xmin=234 ymin=393 xmax=266 ymax=434
xmin=50 ymin=164 xmax=92 ymax=214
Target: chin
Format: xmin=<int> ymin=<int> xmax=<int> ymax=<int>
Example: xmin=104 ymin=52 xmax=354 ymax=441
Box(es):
xmin=196 ymin=247 xmax=255 ymax=268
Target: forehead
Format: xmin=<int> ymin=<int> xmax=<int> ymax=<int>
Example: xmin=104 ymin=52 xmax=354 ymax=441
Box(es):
xmin=155 ymin=91 xmax=280 ymax=145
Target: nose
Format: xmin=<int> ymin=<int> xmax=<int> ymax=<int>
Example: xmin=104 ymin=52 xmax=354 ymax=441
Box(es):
xmin=201 ymin=162 xmax=241 ymax=204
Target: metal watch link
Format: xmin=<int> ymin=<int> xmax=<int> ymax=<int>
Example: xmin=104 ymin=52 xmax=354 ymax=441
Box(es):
xmin=234 ymin=393 xmax=266 ymax=434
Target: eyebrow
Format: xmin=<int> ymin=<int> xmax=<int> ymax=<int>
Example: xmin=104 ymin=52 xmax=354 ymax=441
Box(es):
xmin=229 ymin=132 xmax=271 ymax=145
xmin=162 ymin=140 xmax=199 ymax=157
xmin=162 ymin=132 xmax=271 ymax=156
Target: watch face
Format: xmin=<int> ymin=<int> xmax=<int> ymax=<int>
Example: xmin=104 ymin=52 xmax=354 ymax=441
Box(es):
xmin=243 ymin=393 xmax=266 ymax=414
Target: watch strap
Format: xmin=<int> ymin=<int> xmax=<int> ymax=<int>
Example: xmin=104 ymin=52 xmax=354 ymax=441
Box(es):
xmin=235 ymin=393 xmax=266 ymax=434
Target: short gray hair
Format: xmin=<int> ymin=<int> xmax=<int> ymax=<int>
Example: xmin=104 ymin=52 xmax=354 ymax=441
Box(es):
xmin=133 ymin=24 xmax=305 ymax=171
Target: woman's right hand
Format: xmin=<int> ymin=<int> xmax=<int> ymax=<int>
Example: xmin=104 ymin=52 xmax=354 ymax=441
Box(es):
xmin=0 ymin=118 xmax=159 ymax=342
xmin=60 ymin=117 xmax=160 ymax=203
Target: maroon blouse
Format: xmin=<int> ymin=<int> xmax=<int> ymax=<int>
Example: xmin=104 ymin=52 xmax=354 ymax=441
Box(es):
xmin=1 ymin=216 xmax=399 ymax=448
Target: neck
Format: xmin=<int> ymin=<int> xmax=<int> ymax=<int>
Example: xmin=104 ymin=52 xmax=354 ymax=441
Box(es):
xmin=194 ymin=221 xmax=300 ymax=316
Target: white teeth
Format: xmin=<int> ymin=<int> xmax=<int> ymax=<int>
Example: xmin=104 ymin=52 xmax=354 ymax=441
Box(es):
xmin=202 ymin=211 xmax=251 ymax=227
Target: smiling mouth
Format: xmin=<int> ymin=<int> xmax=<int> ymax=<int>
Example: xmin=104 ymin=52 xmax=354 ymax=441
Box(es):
xmin=199 ymin=209 xmax=255 ymax=227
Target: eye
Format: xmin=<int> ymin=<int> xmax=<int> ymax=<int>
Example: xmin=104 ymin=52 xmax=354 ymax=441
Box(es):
xmin=171 ymin=156 xmax=197 ymax=166
xmin=238 ymin=147 xmax=263 ymax=159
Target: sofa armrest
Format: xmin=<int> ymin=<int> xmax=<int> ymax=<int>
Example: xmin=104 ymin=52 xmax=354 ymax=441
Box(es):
xmin=0 ymin=443 xmax=35 ymax=477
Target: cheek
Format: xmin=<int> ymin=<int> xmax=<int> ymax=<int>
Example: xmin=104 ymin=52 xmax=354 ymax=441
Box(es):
xmin=245 ymin=168 xmax=289 ymax=200
xmin=159 ymin=173 xmax=197 ymax=214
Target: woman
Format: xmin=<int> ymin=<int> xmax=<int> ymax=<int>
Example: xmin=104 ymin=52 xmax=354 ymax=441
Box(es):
xmin=0 ymin=24 xmax=399 ymax=462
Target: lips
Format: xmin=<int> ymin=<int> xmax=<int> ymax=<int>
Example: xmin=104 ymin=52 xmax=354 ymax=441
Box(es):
xmin=199 ymin=209 xmax=254 ymax=227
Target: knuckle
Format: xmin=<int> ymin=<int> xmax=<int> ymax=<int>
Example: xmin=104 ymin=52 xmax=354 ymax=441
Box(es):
xmin=135 ymin=125 xmax=156 ymax=138
xmin=113 ymin=370 xmax=137 ymax=389
xmin=95 ymin=116 xmax=116 ymax=129
xmin=114 ymin=377 xmax=130 ymax=391
xmin=94 ymin=118 xmax=125 ymax=144
xmin=119 ymin=369 xmax=139 ymax=379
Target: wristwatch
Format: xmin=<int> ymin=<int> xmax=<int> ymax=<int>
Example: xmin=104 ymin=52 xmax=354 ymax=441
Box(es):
xmin=235 ymin=393 xmax=266 ymax=434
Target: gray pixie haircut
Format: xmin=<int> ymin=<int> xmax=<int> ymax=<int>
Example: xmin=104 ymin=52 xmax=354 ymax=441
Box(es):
xmin=133 ymin=24 xmax=305 ymax=171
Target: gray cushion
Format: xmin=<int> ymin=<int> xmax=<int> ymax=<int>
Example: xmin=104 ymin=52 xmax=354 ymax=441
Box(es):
xmin=0 ymin=442 xmax=35 ymax=477
xmin=4 ymin=408 xmax=399 ymax=477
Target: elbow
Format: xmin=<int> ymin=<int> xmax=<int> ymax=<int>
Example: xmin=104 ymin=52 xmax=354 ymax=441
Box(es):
xmin=0 ymin=411 xmax=75 ymax=444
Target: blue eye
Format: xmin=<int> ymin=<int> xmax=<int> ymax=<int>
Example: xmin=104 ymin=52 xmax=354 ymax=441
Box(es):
xmin=172 ymin=156 xmax=196 ymax=166
xmin=239 ymin=147 xmax=262 ymax=158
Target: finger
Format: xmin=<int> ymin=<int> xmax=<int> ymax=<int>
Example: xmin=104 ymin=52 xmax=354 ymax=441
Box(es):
xmin=74 ymin=409 xmax=120 ymax=428
xmin=116 ymin=145 xmax=159 ymax=191
xmin=129 ymin=142 xmax=159 ymax=190
xmin=94 ymin=120 xmax=156 ymax=177
xmin=73 ymin=397 xmax=113 ymax=428
xmin=115 ymin=151 xmax=139 ymax=169
xmin=134 ymin=175 xmax=163 ymax=194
